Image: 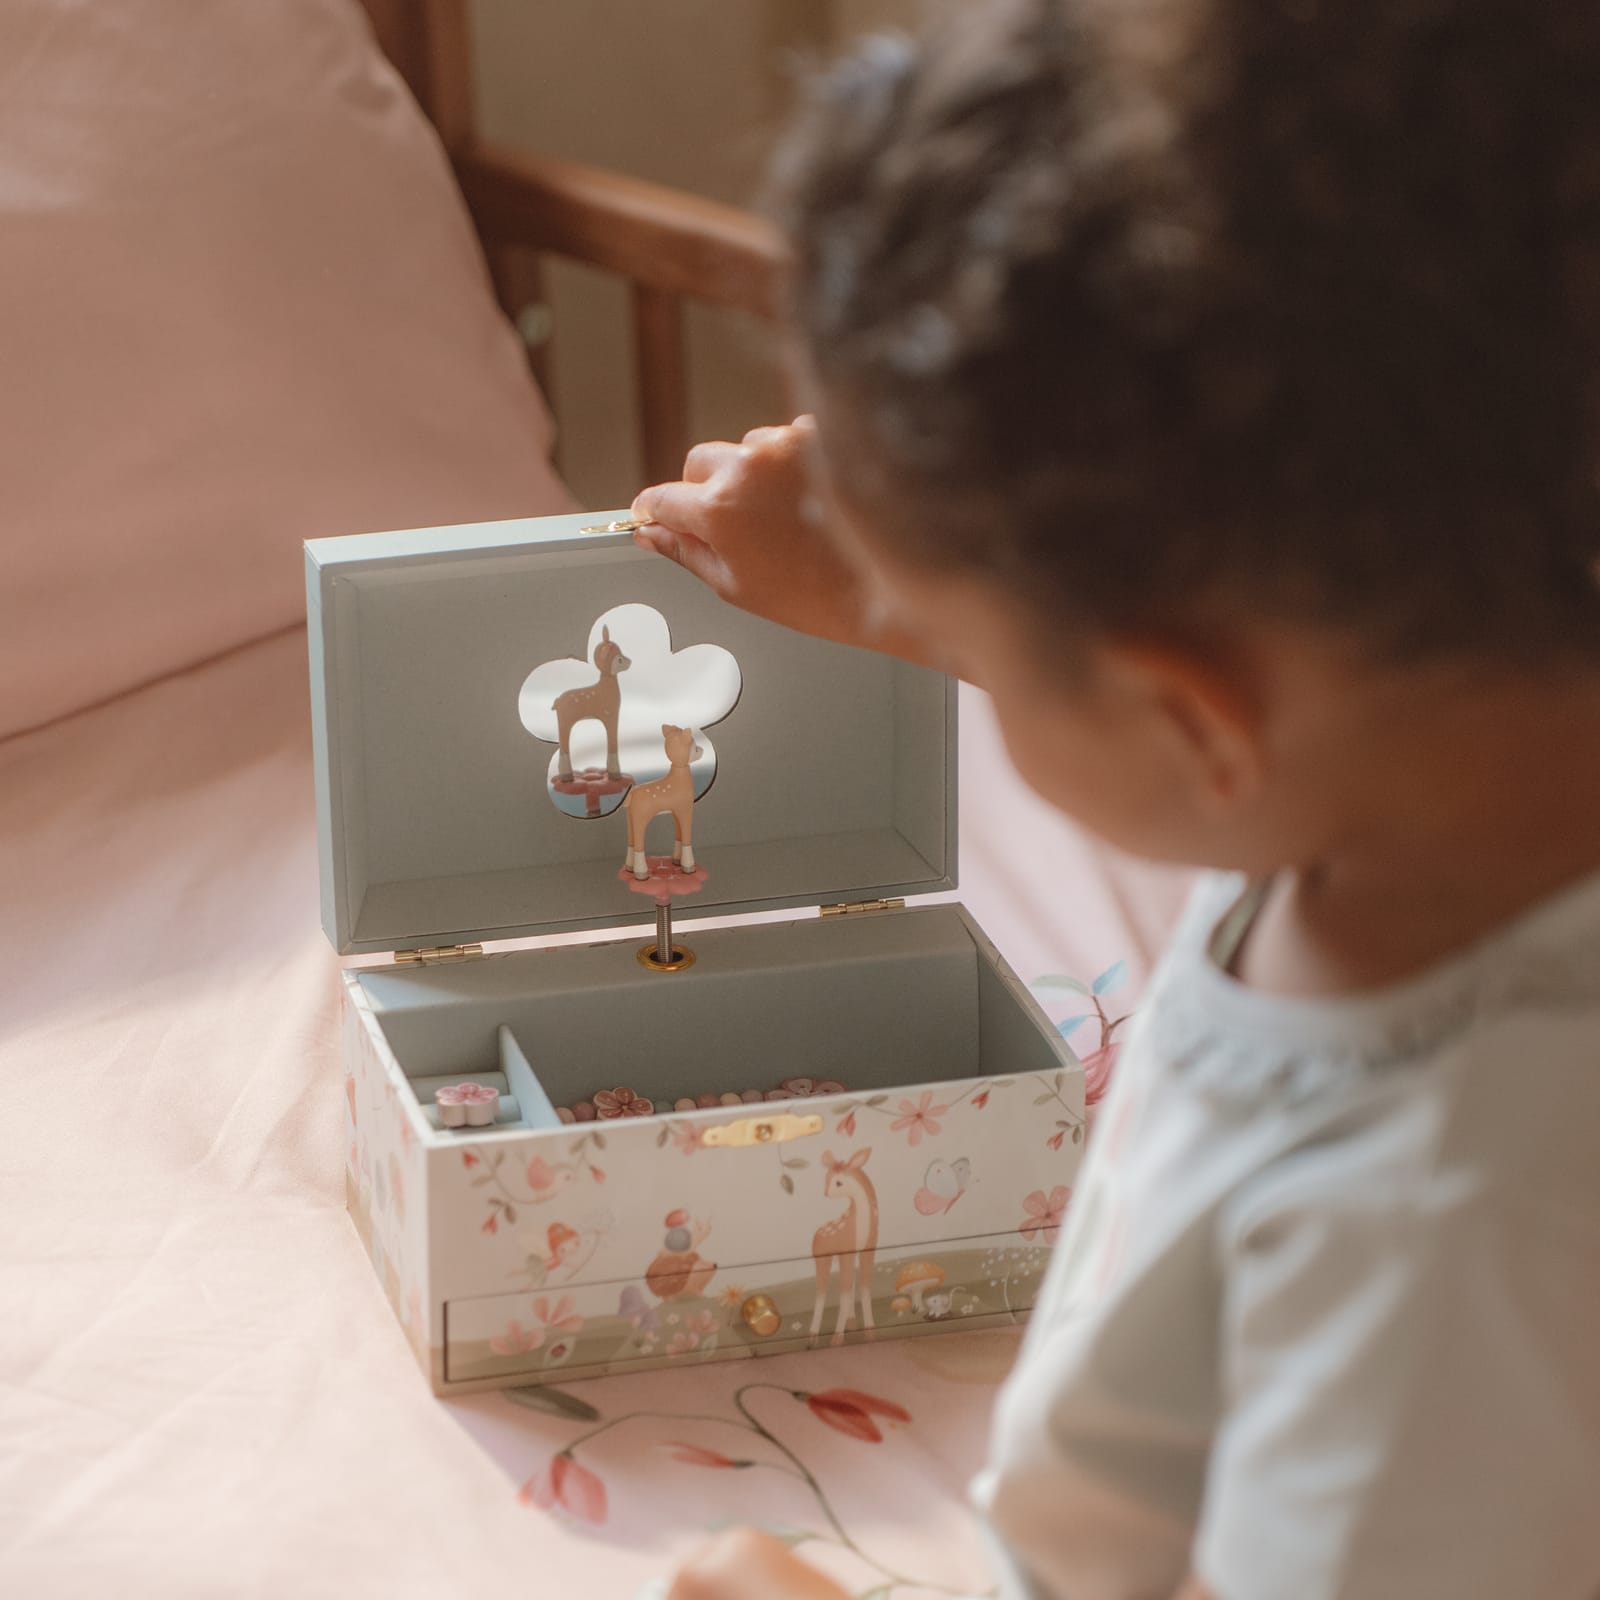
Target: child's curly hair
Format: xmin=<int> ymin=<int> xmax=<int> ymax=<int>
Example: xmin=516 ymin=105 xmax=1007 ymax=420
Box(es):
xmin=774 ymin=0 xmax=1600 ymax=662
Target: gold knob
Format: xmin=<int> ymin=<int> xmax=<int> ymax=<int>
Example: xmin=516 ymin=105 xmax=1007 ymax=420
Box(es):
xmin=741 ymin=1294 xmax=782 ymax=1337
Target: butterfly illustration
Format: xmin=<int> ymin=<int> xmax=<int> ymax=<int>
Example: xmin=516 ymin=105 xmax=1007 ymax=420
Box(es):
xmin=913 ymin=1156 xmax=972 ymax=1216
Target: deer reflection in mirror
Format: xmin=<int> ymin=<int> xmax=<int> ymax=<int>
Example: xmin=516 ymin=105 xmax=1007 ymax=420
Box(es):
xmin=518 ymin=603 xmax=740 ymax=823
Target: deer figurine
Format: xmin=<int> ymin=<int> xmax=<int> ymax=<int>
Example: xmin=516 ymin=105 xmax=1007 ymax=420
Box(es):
xmin=552 ymin=626 xmax=631 ymax=780
xmin=810 ymin=1148 xmax=879 ymax=1347
xmin=623 ymin=724 xmax=702 ymax=879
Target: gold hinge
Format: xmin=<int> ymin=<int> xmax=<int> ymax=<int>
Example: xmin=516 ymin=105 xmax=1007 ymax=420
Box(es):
xmin=392 ymin=943 xmax=484 ymax=967
xmin=819 ymin=897 xmax=906 ymax=918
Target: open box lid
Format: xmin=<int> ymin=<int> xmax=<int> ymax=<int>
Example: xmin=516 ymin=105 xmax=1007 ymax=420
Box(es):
xmin=306 ymin=512 xmax=957 ymax=955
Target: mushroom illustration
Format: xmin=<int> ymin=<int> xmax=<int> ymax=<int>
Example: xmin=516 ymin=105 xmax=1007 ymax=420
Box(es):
xmin=894 ymin=1260 xmax=947 ymax=1314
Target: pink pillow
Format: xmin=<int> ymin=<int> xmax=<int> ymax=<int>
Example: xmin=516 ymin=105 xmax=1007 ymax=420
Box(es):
xmin=0 ymin=0 xmax=573 ymax=739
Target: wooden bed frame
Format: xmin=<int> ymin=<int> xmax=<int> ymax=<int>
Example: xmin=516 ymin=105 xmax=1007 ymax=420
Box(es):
xmin=358 ymin=0 xmax=786 ymax=485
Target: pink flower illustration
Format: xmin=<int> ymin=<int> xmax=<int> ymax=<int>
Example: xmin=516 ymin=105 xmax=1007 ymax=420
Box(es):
xmin=890 ymin=1091 xmax=948 ymax=1147
xmin=668 ymin=1308 xmax=718 ymax=1357
xmin=531 ymin=1294 xmax=583 ymax=1338
xmin=344 ymin=1074 xmax=358 ymax=1124
xmin=665 ymin=1442 xmax=749 ymax=1469
xmin=836 ymin=1111 xmax=857 ymax=1138
xmin=805 ymin=1388 xmax=911 ymax=1443
xmin=672 ymin=1123 xmax=701 ymax=1156
xmin=1081 ymin=1043 xmax=1121 ymax=1107
xmin=520 ymin=1453 xmax=607 ymax=1523
xmin=491 ymin=1296 xmax=582 ymax=1358
xmin=490 ymin=1320 xmax=542 ymax=1357
xmin=1018 ymin=1186 xmax=1070 ymax=1242
xmin=461 ymin=1151 xmax=480 ymax=1169
xmin=972 ymin=1089 xmax=990 ymax=1110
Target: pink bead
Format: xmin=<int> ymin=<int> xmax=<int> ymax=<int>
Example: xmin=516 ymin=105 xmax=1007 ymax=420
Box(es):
xmin=696 ymin=1093 xmax=720 ymax=1109
xmin=740 ymin=1089 xmax=764 ymax=1103
xmin=572 ymin=1100 xmax=597 ymax=1122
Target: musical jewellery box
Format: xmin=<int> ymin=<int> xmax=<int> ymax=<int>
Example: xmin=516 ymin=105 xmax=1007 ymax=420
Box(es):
xmin=307 ymin=512 xmax=1084 ymax=1394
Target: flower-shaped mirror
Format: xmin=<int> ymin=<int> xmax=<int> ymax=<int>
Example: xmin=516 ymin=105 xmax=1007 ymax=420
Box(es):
xmin=517 ymin=603 xmax=741 ymax=824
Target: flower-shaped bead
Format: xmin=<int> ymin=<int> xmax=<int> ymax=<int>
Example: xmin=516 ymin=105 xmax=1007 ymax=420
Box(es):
xmin=435 ymin=1082 xmax=500 ymax=1128
xmin=778 ymin=1077 xmax=847 ymax=1098
xmin=594 ymin=1086 xmax=655 ymax=1119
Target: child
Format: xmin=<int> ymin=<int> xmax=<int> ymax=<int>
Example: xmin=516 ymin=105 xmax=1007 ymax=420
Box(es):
xmin=655 ymin=2 xmax=1600 ymax=1596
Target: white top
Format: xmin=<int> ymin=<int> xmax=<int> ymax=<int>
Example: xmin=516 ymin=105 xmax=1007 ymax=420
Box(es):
xmin=973 ymin=871 xmax=1600 ymax=1600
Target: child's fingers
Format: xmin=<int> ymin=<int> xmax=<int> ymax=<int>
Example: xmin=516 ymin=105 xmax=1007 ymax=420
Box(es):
xmin=666 ymin=1529 xmax=851 ymax=1600
xmin=683 ymin=440 xmax=740 ymax=483
xmin=633 ymin=518 xmax=732 ymax=597
xmin=631 ymin=479 xmax=710 ymax=533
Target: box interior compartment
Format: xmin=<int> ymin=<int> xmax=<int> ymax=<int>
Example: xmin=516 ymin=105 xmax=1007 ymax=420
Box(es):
xmin=354 ymin=906 xmax=1061 ymax=1129
xmin=308 ymin=515 xmax=957 ymax=954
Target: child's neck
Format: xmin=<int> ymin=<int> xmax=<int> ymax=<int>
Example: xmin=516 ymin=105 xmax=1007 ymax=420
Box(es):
xmin=1237 ymin=665 xmax=1600 ymax=996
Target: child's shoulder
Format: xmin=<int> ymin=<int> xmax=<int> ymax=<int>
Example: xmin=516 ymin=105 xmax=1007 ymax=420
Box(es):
xmin=1139 ymin=866 xmax=1600 ymax=1122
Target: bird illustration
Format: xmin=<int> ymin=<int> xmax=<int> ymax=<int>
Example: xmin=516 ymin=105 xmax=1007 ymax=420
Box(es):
xmin=913 ymin=1157 xmax=972 ymax=1216
xmin=523 ymin=1154 xmax=580 ymax=1201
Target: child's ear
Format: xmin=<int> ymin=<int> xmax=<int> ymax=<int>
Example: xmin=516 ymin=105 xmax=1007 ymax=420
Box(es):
xmin=1103 ymin=640 xmax=1265 ymax=810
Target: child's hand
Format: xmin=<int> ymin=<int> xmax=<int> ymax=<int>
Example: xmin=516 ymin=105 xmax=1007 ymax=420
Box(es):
xmin=630 ymin=418 xmax=874 ymax=652
xmin=665 ymin=1529 xmax=853 ymax=1600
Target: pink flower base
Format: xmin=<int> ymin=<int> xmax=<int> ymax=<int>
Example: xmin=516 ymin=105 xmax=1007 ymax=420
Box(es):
xmin=617 ymin=858 xmax=709 ymax=902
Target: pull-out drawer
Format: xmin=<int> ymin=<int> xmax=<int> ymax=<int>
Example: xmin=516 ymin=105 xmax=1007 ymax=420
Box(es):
xmin=444 ymin=1229 xmax=1052 ymax=1387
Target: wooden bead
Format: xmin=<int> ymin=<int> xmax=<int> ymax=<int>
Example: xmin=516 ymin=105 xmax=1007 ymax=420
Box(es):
xmin=673 ymin=1097 xmax=697 ymax=1113
xmin=556 ymin=1106 xmax=576 ymax=1125
xmin=719 ymin=1092 xmax=742 ymax=1107
xmin=740 ymin=1089 xmax=764 ymax=1103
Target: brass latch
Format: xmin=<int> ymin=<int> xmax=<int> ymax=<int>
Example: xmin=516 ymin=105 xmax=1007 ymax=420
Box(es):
xmin=820 ymin=897 xmax=906 ymax=918
xmin=702 ymin=1111 xmax=823 ymax=1148
xmin=392 ymin=943 xmax=484 ymax=967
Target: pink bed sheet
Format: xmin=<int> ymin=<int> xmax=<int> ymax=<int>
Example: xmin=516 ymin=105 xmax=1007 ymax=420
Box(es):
xmin=0 ymin=628 xmax=1189 ymax=1599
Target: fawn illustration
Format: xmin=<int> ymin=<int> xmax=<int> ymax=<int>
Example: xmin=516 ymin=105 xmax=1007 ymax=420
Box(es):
xmin=811 ymin=1148 xmax=879 ymax=1347
xmin=551 ymin=626 xmax=631 ymax=779
xmin=623 ymin=724 xmax=703 ymax=878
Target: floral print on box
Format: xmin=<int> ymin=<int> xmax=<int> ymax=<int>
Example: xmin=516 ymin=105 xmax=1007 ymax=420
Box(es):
xmin=340 ymin=950 xmax=1136 ymax=1390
